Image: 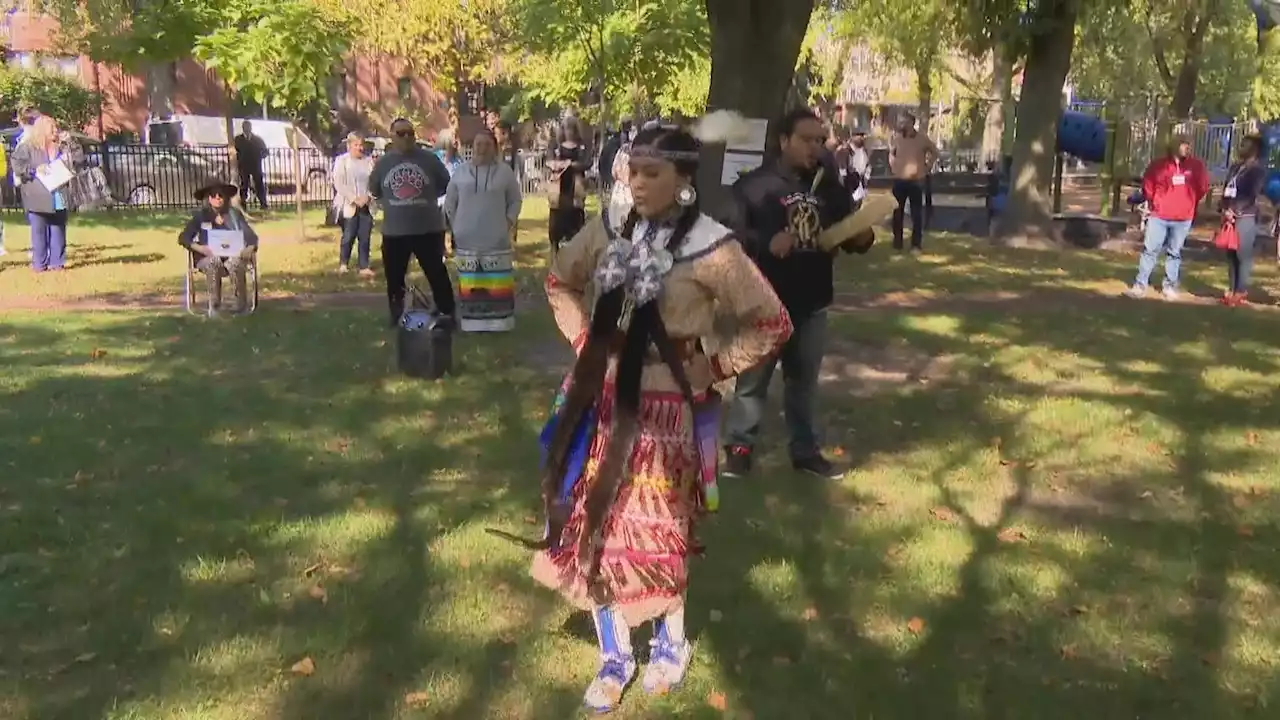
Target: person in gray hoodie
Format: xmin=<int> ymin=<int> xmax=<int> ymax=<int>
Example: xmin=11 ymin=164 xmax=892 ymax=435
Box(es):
xmin=368 ymin=117 xmax=456 ymax=327
xmin=443 ymin=128 xmax=523 ymax=332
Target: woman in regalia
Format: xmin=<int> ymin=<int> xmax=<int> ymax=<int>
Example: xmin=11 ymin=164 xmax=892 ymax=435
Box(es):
xmin=517 ymin=116 xmax=793 ymax=712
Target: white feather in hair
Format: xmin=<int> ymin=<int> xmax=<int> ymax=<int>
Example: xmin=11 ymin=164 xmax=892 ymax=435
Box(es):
xmin=692 ymin=110 xmax=754 ymax=145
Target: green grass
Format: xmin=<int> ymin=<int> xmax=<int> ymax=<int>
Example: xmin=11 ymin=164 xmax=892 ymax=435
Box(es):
xmin=2 ymin=205 xmax=1280 ymax=718
xmin=0 ymin=200 xmax=560 ymax=306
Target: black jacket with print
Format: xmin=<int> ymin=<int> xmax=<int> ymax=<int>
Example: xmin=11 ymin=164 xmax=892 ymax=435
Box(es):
xmin=728 ymin=154 xmax=853 ymax=320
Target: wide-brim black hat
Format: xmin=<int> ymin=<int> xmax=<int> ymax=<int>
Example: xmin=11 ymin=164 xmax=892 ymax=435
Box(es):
xmin=194 ymin=180 xmax=239 ymax=201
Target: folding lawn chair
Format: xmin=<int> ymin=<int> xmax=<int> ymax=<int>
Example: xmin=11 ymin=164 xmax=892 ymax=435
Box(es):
xmin=184 ymin=252 xmax=260 ymax=315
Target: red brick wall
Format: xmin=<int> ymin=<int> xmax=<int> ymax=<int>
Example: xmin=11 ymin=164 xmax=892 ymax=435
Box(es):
xmin=4 ymin=10 xmax=446 ymax=140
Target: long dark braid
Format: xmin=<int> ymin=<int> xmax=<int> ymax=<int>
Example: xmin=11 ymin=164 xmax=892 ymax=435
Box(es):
xmin=510 ymin=125 xmax=703 ymax=602
xmin=579 ymin=201 xmax=700 ymax=603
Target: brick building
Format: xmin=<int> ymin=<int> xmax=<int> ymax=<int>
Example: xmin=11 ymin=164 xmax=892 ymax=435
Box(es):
xmin=0 ymin=6 xmax=451 ymax=141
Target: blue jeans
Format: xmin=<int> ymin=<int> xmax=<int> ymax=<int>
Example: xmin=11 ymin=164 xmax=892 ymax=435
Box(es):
xmin=340 ymin=208 xmax=373 ymax=269
xmin=28 ymin=210 xmax=68 ymax=271
xmin=1227 ymin=215 xmax=1258 ymax=293
xmin=1134 ymin=216 xmax=1192 ymax=289
xmin=725 ymin=309 xmax=827 ymax=459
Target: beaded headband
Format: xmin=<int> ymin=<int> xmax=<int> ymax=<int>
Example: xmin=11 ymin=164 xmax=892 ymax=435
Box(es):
xmin=629 ymin=143 xmax=700 ymax=161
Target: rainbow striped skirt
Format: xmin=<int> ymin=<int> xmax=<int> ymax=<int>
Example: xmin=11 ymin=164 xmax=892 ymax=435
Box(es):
xmin=454 ymin=248 xmax=515 ymax=332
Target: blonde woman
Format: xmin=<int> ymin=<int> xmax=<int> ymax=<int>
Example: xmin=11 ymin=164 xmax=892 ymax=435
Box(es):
xmin=10 ymin=116 xmax=82 ymax=272
xmin=331 ymin=132 xmax=376 ymax=276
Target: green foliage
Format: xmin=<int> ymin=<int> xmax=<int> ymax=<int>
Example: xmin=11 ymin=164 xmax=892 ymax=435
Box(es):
xmin=193 ymin=0 xmax=354 ymax=116
xmin=328 ymin=0 xmax=513 ymax=94
xmin=797 ymin=4 xmax=850 ymax=108
xmin=32 ymin=0 xmax=220 ymax=67
xmin=655 ymin=56 xmax=711 ymax=117
xmin=511 ymin=0 xmax=708 ymax=119
xmin=1073 ymin=0 xmax=1255 ymax=117
xmin=0 ymin=66 xmax=103 ymax=130
xmin=836 ymin=0 xmax=953 ymax=107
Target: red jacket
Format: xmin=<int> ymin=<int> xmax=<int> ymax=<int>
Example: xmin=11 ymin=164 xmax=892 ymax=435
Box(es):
xmin=1142 ymin=155 xmax=1209 ymax=221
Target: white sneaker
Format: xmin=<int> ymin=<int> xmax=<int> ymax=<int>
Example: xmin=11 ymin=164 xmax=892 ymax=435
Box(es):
xmin=641 ymin=639 xmax=693 ymax=695
xmin=1162 ymin=286 xmax=1180 ymax=301
xmin=337 ymin=264 xmax=349 ymax=274
xmin=1124 ymin=284 xmax=1147 ymax=299
xmin=583 ymin=654 xmax=636 ymax=713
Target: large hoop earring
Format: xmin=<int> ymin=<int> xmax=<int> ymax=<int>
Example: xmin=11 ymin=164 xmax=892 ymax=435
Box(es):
xmin=676 ymin=184 xmax=697 ymax=207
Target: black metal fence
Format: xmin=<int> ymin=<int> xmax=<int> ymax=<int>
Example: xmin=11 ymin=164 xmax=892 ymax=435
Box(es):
xmin=0 ymin=142 xmax=560 ymax=212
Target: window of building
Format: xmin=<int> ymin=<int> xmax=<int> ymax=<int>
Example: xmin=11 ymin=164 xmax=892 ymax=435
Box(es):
xmin=397 ymin=77 xmax=412 ymax=103
xmin=7 ymin=52 xmax=79 ymax=79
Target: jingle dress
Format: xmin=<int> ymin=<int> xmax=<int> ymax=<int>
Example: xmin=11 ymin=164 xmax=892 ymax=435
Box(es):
xmin=530 ymin=212 xmax=793 ymax=625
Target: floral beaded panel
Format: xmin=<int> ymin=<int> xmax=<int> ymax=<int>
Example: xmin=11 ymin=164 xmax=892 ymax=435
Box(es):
xmin=546 ymin=214 xmax=793 ymax=397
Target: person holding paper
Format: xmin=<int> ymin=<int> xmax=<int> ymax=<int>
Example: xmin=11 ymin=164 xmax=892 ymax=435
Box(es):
xmin=723 ymin=107 xmax=857 ymax=481
xmin=10 ymin=116 xmax=81 ymax=272
xmin=178 ymin=181 xmax=260 ymax=316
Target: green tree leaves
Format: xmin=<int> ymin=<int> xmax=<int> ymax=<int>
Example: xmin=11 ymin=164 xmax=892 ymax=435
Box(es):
xmin=192 ymin=0 xmax=353 ymax=116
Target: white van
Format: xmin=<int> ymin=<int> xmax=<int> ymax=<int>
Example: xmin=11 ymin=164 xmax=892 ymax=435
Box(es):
xmin=144 ymin=114 xmax=329 ymax=192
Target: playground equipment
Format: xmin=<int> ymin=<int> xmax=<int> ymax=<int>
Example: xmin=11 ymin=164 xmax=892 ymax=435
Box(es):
xmin=1057 ymin=111 xmax=1108 ymax=164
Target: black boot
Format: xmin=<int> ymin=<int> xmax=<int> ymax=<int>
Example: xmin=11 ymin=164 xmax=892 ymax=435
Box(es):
xmin=388 ymin=292 xmax=405 ymax=329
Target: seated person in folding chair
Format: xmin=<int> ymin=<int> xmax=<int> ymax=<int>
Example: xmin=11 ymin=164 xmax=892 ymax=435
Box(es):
xmin=179 ymin=181 xmax=259 ymax=316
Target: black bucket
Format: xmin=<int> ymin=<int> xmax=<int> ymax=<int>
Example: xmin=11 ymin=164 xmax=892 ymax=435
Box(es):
xmin=397 ymin=310 xmax=454 ymax=379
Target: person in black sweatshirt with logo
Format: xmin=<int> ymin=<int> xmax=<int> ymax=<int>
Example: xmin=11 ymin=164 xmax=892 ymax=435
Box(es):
xmin=723 ymin=108 xmax=856 ymax=479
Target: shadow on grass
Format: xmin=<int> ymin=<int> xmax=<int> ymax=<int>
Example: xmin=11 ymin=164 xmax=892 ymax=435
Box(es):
xmin=2 ymin=277 xmax=1279 ymax=718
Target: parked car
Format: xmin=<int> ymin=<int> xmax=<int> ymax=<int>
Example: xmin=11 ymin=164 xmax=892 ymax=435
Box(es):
xmin=99 ymin=145 xmax=227 ymax=207
xmin=145 ymin=114 xmax=329 ymax=194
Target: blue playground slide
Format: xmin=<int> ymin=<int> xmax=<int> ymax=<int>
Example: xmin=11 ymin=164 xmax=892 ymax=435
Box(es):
xmin=1056 ymin=110 xmax=1108 ymax=164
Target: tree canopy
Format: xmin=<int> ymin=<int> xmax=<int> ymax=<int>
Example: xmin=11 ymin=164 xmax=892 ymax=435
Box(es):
xmin=510 ymin=0 xmax=708 ymax=120
xmin=193 ymin=0 xmax=354 ymax=115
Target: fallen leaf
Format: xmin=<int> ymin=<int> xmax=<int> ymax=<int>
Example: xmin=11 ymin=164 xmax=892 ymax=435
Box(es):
xmin=90 ymin=348 xmax=107 ymax=360
xmin=1065 ymin=604 xmax=1090 ymax=617
xmin=289 ymin=657 xmax=316 ymax=676
xmin=801 ymin=607 xmax=819 ymax=621
xmin=302 ymin=562 xmax=322 ymax=577
xmin=404 ymin=691 xmax=430 ymax=708
xmin=308 ymin=585 xmax=328 ymax=604
xmin=29 ymin=436 xmax=41 ymax=445
xmin=1024 ymin=460 xmax=1037 ymax=469
xmin=831 ymin=446 xmax=846 ymax=457
xmin=707 ymin=691 xmax=727 ymax=711
xmin=928 ymin=507 xmax=955 ymax=522
xmin=1238 ymin=526 xmax=1255 ymax=538
xmin=1060 ymin=644 xmax=1078 ymax=659
xmin=996 ymin=527 xmax=1028 ymax=543
xmin=73 ymin=652 xmax=97 ymax=664
xmin=1245 ymin=431 xmax=1259 ymax=446
xmin=906 ymin=617 xmax=926 ymax=634
xmin=998 ymin=457 xmax=1015 ymax=467
xmin=1232 ymin=495 xmax=1249 ymax=509
xmin=709 ymin=609 xmax=723 ymax=623
xmin=1139 ymin=490 xmax=1154 ymax=499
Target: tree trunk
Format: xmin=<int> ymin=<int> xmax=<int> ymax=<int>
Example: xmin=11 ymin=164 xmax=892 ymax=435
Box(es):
xmin=705 ymin=0 xmax=815 ymax=119
xmin=915 ymin=63 xmax=932 ymax=135
xmin=991 ymin=0 xmax=1079 ymax=248
xmin=146 ymin=62 xmax=176 ymax=120
xmin=1167 ymin=3 xmax=1215 ymax=118
xmin=701 ymin=0 xmax=815 ymax=217
xmin=982 ymin=47 xmax=1013 ymax=168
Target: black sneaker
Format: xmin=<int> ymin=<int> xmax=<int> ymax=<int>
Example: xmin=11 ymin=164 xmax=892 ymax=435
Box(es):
xmin=792 ymin=454 xmax=842 ymax=479
xmin=722 ymin=445 xmax=753 ymax=477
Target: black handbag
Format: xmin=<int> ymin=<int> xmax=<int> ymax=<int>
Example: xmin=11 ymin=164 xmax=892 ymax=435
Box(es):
xmin=324 ymin=202 xmax=342 ymax=227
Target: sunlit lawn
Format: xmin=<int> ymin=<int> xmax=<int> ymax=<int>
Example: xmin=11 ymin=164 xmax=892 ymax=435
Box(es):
xmin=2 ymin=201 xmax=1280 ymax=718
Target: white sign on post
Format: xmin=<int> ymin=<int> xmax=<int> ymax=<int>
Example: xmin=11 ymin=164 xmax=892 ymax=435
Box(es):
xmin=720 ymin=152 xmax=763 ymax=185
xmin=726 ymin=118 xmax=770 ymax=153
